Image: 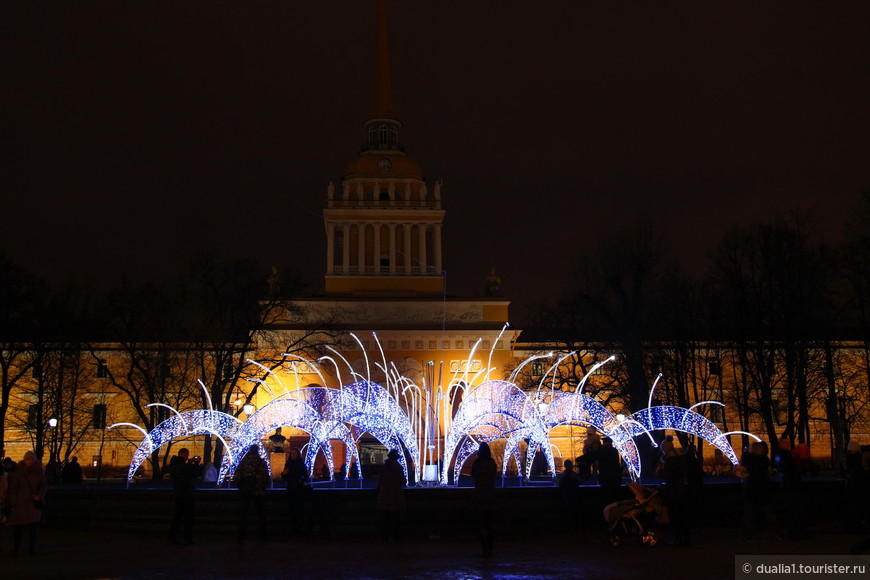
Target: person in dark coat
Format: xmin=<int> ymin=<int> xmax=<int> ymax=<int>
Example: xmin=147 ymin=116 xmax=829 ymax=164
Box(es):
xmin=6 ymin=451 xmax=48 ymax=555
xmin=471 ymin=442 xmax=498 ymax=557
xmin=559 ymin=459 xmax=580 ymax=489
xmin=661 ymin=443 xmax=691 ymax=546
xmin=61 ymin=456 xmax=83 ymax=484
xmin=0 ymin=460 xmax=7 ymax=549
xmin=684 ymin=444 xmax=704 ymax=495
xmin=851 ymin=445 xmax=870 ymax=554
xmin=376 ymin=449 xmax=406 ymax=543
xmin=282 ymin=447 xmax=309 ymax=529
xmin=741 ymin=441 xmax=780 ymax=539
xmin=234 ymin=445 xmax=271 ymax=544
xmin=168 ymin=448 xmax=200 ymax=546
xmin=578 ymin=427 xmax=601 ymax=480
xmin=844 ymin=441 xmax=867 ymax=533
xmin=558 ymin=459 xmax=581 ymax=521
xmin=597 ymin=437 xmax=623 ymax=506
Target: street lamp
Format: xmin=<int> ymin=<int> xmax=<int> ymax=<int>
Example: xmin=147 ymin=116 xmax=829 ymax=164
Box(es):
xmin=243 ymin=403 xmax=255 ymax=416
xmin=47 ymin=417 xmax=59 ymax=472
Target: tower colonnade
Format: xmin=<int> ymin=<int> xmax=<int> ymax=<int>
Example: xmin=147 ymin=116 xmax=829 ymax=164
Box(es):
xmin=326 ymin=221 xmax=442 ymax=276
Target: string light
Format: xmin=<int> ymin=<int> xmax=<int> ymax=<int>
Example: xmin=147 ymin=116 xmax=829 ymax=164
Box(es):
xmin=443 ymin=380 xmax=556 ymax=484
xmin=123 ymin=410 xmax=241 ymax=482
xmin=118 ymin=345 xmax=748 ymax=485
xmin=628 ymin=406 xmax=741 ymax=465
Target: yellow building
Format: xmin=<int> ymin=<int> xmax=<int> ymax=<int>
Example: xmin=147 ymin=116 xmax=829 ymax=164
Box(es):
xmin=4 ymin=1 xmax=863 ymax=478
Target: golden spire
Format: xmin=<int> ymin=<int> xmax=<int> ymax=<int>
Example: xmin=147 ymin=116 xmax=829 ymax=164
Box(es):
xmin=372 ymin=0 xmax=396 ymax=120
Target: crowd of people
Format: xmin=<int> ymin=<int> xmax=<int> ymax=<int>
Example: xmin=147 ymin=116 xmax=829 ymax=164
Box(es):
xmin=0 ymin=451 xmax=48 ymax=555
xmin=554 ymin=429 xmax=868 ymax=549
xmin=3 ymin=430 xmax=870 ymax=556
xmin=557 ymin=431 xmax=701 ymax=545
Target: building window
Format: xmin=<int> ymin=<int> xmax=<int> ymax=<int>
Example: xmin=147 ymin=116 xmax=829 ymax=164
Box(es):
xmin=531 ymin=361 xmax=545 ymax=377
xmin=92 ymin=404 xmax=107 ymax=429
xmin=707 ymin=359 xmax=721 ymax=376
xmin=378 ymin=125 xmax=388 ymax=147
xmin=27 ymin=404 xmax=39 ymax=429
xmin=335 ymin=229 xmax=344 ymax=266
xmin=31 ymin=364 xmax=42 ymax=379
xmin=150 ymin=405 xmax=168 ymax=425
xmin=96 ymin=361 xmax=109 ymax=379
xmin=379 ymin=190 xmax=390 ymax=201
xmin=160 ymin=363 xmax=172 ymax=378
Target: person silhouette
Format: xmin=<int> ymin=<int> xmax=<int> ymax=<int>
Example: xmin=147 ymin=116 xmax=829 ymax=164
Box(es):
xmin=471 ymin=442 xmax=498 ymax=557
xmin=376 ymin=449 xmax=406 ymax=543
xmin=234 ymin=445 xmax=270 ymax=544
xmin=168 ymin=448 xmax=200 ymax=546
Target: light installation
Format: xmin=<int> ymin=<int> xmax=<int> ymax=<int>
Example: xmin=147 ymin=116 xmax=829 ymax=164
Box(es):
xmin=118 ymin=409 xmax=242 ymax=483
xmin=542 ymin=391 xmax=643 ymax=480
xmin=112 ymin=335 xmax=750 ymax=486
xmin=625 ymin=406 xmax=747 ymax=465
xmin=442 ymin=380 xmax=556 ymax=484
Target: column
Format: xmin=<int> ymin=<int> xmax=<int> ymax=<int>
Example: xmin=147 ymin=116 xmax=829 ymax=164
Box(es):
xmin=326 ymin=223 xmax=335 ymax=274
xmin=403 ymin=223 xmax=412 ymax=274
xmin=388 ymin=224 xmax=397 ymax=274
xmin=373 ymin=224 xmax=381 ymax=274
xmin=434 ymin=224 xmax=442 ymax=274
xmin=357 ymin=223 xmax=366 ymax=274
xmin=418 ymin=224 xmax=427 ymax=273
xmin=342 ymin=224 xmax=350 ymax=274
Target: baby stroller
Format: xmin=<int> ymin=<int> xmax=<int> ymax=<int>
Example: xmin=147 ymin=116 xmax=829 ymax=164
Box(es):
xmin=603 ymin=483 xmax=663 ymax=547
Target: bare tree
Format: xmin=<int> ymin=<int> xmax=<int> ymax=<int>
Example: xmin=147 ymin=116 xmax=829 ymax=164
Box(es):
xmin=177 ymin=250 xmax=338 ymax=466
xmin=12 ymin=346 xmax=96 ymax=467
xmin=0 ymin=255 xmax=45 ymax=457
xmin=92 ymin=277 xmax=200 ymax=480
xmin=565 ymin=222 xmax=672 ymax=413
xmin=709 ymin=213 xmax=828 ymax=451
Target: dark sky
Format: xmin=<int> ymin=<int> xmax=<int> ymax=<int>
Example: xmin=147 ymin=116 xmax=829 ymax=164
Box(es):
xmin=2 ymin=1 xmax=868 ymax=322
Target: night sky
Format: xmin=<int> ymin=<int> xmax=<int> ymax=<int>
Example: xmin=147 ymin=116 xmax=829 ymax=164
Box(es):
xmin=2 ymin=1 xmax=868 ymax=322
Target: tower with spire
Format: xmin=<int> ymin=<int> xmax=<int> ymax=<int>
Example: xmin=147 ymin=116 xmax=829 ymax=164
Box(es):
xmin=323 ymin=0 xmax=444 ymax=296
xmin=269 ymin=0 xmax=517 ymax=393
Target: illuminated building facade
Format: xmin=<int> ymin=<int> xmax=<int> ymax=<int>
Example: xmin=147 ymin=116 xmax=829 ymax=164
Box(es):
xmin=2 ymin=1 xmax=865 ymax=477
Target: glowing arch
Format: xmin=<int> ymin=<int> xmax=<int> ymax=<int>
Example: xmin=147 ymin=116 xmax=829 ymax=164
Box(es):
xmin=224 ymin=395 xmax=325 ymax=482
xmin=627 ymin=406 xmax=741 ymax=465
xmin=442 ymin=380 xmax=555 ymax=484
xmin=327 ymin=381 xmax=420 ymax=482
xmin=543 ymin=392 xmax=642 ymax=480
xmin=276 ymin=386 xmax=362 ymax=479
xmin=123 ymin=410 xmax=242 ymax=483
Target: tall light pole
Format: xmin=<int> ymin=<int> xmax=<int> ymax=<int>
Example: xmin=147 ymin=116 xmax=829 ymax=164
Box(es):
xmin=48 ymin=417 xmax=59 ymax=480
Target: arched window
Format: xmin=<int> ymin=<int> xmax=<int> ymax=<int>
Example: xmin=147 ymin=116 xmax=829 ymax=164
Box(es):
xmin=390 ymin=126 xmax=398 ymax=148
xmin=378 ymin=125 xmax=388 ymax=148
